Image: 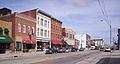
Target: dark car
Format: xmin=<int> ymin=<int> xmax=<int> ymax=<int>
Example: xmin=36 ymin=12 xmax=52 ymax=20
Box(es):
xmin=79 ymin=48 xmax=84 ymax=51
xmin=45 ymin=48 xmax=53 ymax=54
xmin=57 ymin=48 xmax=63 ymax=53
xmin=71 ymin=48 xmax=78 ymax=52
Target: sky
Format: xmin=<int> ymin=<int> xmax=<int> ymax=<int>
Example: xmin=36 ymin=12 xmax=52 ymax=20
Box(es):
xmin=0 ymin=0 xmax=120 ymax=45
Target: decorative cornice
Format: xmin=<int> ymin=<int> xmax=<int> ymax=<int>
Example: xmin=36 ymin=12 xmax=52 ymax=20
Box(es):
xmin=15 ymin=12 xmax=36 ymax=22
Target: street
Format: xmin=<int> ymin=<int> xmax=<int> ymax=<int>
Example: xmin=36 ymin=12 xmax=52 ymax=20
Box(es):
xmin=0 ymin=50 xmax=120 ymax=64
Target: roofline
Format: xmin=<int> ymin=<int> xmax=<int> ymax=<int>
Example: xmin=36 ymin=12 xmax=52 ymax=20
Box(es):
xmin=51 ymin=16 xmax=62 ymax=24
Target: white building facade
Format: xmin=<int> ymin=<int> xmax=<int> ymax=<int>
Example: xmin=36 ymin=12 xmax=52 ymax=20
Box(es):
xmin=36 ymin=10 xmax=51 ymax=51
xmin=75 ymin=34 xmax=91 ymax=49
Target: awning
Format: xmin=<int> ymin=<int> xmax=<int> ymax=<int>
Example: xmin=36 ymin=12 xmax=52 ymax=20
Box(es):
xmin=0 ymin=36 xmax=14 ymax=43
xmin=22 ymin=39 xmax=36 ymax=44
xmin=51 ymin=40 xmax=63 ymax=45
xmin=66 ymin=39 xmax=75 ymax=45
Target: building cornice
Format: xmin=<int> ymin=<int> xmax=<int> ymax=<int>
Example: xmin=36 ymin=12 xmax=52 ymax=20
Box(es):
xmin=15 ymin=12 xmax=36 ymax=22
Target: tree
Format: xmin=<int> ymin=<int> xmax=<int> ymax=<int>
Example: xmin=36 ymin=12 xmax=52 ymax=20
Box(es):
xmin=0 ymin=27 xmax=3 ymax=35
xmin=4 ymin=28 xmax=9 ymax=36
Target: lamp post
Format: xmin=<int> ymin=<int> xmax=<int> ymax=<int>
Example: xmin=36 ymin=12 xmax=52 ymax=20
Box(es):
xmin=101 ymin=19 xmax=112 ymax=47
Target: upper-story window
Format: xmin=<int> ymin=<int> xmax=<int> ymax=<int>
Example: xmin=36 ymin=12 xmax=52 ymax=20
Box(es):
xmin=28 ymin=26 xmax=31 ymax=34
xmin=48 ymin=31 xmax=49 ymax=37
xmin=41 ymin=18 xmax=43 ymax=26
xmin=45 ymin=20 xmax=47 ymax=27
xmin=40 ymin=29 xmax=43 ymax=36
xmin=44 ymin=30 xmax=47 ymax=37
xmin=37 ymin=28 xmax=39 ymax=36
xmin=18 ymin=24 xmax=21 ymax=32
xmin=32 ymin=27 xmax=34 ymax=34
xmin=23 ymin=25 xmax=26 ymax=33
xmin=48 ymin=21 xmax=49 ymax=28
xmin=38 ymin=17 xmax=39 ymax=25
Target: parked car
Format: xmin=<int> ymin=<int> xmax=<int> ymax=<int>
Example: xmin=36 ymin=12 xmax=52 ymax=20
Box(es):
xmin=57 ymin=48 xmax=63 ymax=53
xmin=45 ymin=48 xmax=53 ymax=54
xmin=65 ymin=48 xmax=71 ymax=53
xmin=104 ymin=48 xmax=111 ymax=52
xmin=79 ymin=48 xmax=84 ymax=51
xmin=99 ymin=48 xmax=105 ymax=51
xmin=71 ymin=48 xmax=78 ymax=52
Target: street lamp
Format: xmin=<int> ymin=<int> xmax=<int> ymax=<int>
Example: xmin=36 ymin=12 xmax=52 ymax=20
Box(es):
xmin=100 ymin=19 xmax=112 ymax=47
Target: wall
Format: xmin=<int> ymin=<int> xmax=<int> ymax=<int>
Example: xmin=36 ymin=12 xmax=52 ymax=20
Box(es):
xmin=0 ymin=20 xmax=12 ymax=37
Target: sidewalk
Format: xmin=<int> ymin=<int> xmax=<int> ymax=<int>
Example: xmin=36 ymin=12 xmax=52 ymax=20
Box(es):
xmin=0 ymin=51 xmax=44 ymax=59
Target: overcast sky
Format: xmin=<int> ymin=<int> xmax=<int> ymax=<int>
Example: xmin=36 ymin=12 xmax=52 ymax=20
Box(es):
xmin=0 ymin=0 xmax=120 ymax=45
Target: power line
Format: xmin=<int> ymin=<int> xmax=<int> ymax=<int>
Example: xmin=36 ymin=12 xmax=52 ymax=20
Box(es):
xmin=97 ymin=0 xmax=112 ymax=45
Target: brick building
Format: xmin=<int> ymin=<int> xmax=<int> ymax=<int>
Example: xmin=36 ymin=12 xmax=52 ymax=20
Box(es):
xmin=0 ymin=12 xmax=36 ymax=53
xmin=0 ymin=20 xmax=13 ymax=53
xmin=21 ymin=9 xmax=51 ymax=51
xmin=51 ymin=17 xmax=62 ymax=48
xmin=62 ymin=28 xmax=76 ymax=48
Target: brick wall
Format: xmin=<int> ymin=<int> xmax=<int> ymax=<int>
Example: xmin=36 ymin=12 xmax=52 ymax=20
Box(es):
xmin=51 ymin=18 xmax=62 ymax=40
xmin=21 ymin=9 xmax=37 ymax=19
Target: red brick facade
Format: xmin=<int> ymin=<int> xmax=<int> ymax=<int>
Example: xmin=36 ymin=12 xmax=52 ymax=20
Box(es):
xmin=0 ymin=13 xmax=36 ymax=52
xmin=51 ymin=17 xmax=62 ymax=47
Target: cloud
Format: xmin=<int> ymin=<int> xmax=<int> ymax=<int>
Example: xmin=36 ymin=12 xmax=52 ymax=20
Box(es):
xmin=62 ymin=0 xmax=96 ymax=7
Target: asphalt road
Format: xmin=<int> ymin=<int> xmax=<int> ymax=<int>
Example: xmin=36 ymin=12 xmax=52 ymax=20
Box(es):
xmin=0 ymin=50 xmax=119 ymax=64
xmin=0 ymin=50 xmax=98 ymax=64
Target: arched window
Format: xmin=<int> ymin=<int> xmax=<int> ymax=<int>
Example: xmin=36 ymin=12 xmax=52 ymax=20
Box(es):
xmin=23 ymin=25 xmax=26 ymax=33
xmin=18 ymin=24 xmax=21 ymax=32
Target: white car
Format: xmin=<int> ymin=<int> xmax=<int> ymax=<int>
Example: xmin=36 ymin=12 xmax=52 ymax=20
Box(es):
xmin=104 ymin=48 xmax=111 ymax=52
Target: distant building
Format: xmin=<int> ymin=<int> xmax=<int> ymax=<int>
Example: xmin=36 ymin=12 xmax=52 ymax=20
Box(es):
xmin=118 ymin=29 xmax=120 ymax=50
xmin=62 ymin=28 xmax=76 ymax=48
xmin=0 ymin=8 xmax=12 ymax=16
xmin=75 ymin=34 xmax=91 ymax=49
xmin=51 ymin=17 xmax=62 ymax=48
xmin=74 ymin=39 xmax=80 ymax=49
xmin=90 ymin=39 xmax=104 ymax=48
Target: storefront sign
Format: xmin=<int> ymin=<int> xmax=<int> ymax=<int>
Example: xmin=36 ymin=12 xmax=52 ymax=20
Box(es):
xmin=0 ymin=37 xmax=6 ymax=39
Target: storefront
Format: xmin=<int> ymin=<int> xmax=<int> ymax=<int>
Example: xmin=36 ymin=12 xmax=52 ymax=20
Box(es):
xmin=37 ymin=40 xmax=50 ymax=51
xmin=22 ymin=39 xmax=36 ymax=52
xmin=51 ymin=40 xmax=63 ymax=48
xmin=64 ymin=39 xmax=75 ymax=48
xmin=0 ymin=36 xmax=13 ymax=53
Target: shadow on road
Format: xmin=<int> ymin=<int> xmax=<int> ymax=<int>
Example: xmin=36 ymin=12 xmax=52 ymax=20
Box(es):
xmin=96 ymin=58 xmax=120 ymax=64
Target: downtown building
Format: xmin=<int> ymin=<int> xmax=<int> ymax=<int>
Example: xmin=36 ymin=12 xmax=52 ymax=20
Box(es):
xmin=62 ymin=28 xmax=76 ymax=48
xmin=75 ymin=34 xmax=91 ymax=49
xmin=21 ymin=9 xmax=51 ymax=51
xmin=0 ymin=19 xmax=13 ymax=53
xmin=0 ymin=8 xmax=36 ymax=53
xmin=88 ymin=39 xmax=104 ymax=49
xmin=51 ymin=17 xmax=63 ymax=48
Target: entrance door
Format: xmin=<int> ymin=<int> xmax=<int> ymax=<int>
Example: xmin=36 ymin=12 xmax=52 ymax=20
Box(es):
xmin=16 ymin=42 xmax=21 ymax=51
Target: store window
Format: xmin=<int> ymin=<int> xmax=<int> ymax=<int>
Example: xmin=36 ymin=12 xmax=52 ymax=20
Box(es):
xmin=23 ymin=25 xmax=26 ymax=33
xmin=18 ymin=24 xmax=21 ymax=32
